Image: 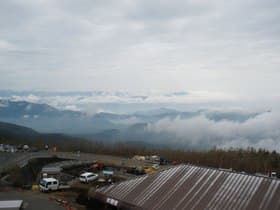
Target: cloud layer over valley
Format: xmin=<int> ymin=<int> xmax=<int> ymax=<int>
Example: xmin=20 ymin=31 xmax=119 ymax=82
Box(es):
xmin=1 ymin=91 xmax=280 ymax=151
xmin=146 ymin=111 xmax=280 ymax=151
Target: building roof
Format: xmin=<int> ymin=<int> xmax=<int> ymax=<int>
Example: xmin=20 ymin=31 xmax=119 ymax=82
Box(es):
xmin=42 ymin=177 xmax=57 ymax=182
xmin=41 ymin=166 xmax=62 ymax=174
xmin=0 ymin=200 xmax=23 ymax=208
xmin=90 ymin=164 xmax=280 ymax=210
xmin=80 ymin=172 xmax=94 ymax=176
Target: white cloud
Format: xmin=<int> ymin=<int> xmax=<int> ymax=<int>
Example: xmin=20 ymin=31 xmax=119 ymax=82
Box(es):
xmin=0 ymin=40 xmax=16 ymax=50
xmin=146 ymin=111 xmax=280 ymax=151
xmin=0 ymin=102 xmax=8 ymax=108
xmin=10 ymin=94 xmax=40 ymax=103
xmin=0 ymin=0 xmax=279 ymax=98
xmin=1 ymin=90 xmax=238 ymax=113
xmin=110 ymin=117 xmax=143 ymax=126
xmin=64 ymin=105 xmax=81 ymax=111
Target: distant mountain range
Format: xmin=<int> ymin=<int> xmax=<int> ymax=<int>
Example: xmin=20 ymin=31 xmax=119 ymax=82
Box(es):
xmin=0 ymin=99 xmax=262 ymax=149
xmin=0 ymin=121 xmax=82 ymax=147
xmin=0 ymin=99 xmax=119 ymax=134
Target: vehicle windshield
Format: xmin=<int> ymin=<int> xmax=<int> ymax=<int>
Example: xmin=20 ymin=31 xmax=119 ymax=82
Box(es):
xmin=40 ymin=179 xmax=47 ymax=187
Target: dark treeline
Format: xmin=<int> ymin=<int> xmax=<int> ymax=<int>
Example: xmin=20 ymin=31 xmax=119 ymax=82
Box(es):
xmin=89 ymin=143 xmax=280 ymax=175
xmin=2 ymin=135 xmax=280 ymax=175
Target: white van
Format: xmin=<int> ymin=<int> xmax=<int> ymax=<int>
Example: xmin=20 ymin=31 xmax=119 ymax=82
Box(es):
xmin=39 ymin=178 xmax=70 ymax=192
xmin=79 ymin=172 xmax=98 ymax=183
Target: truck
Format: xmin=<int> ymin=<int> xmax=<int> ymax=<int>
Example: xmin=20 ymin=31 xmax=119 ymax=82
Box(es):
xmin=39 ymin=177 xmax=70 ymax=192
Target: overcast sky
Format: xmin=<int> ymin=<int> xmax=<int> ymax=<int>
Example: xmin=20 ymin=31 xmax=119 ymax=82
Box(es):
xmin=0 ymin=0 xmax=280 ymax=104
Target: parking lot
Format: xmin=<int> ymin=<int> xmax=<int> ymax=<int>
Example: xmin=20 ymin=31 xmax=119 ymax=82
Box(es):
xmin=0 ymin=151 xmax=162 ymax=209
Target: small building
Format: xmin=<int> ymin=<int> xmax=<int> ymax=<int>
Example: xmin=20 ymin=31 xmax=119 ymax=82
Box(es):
xmin=132 ymin=155 xmax=146 ymax=161
xmin=1 ymin=144 xmax=17 ymax=153
xmin=41 ymin=166 xmax=62 ymax=180
xmin=0 ymin=200 xmax=23 ymax=210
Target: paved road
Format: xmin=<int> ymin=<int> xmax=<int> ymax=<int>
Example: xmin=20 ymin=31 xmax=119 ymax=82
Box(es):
xmin=0 ymin=151 xmax=151 ymax=173
xmin=0 ymin=153 xmax=22 ymax=172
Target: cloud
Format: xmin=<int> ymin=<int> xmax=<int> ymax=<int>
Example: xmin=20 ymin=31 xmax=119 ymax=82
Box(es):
xmin=0 ymin=40 xmax=17 ymax=50
xmin=10 ymin=94 xmax=40 ymax=103
xmin=64 ymin=105 xmax=81 ymax=111
xmin=0 ymin=0 xmax=279 ymax=97
xmin=2 ymin=89 xmax=280 ymax=115
xmin=110 ymin=117 xmax=143 ymax=126
xmin=146 ymin=111 xmax=280 ymax=151
xmin=0 ymin=90 xmax=238 ymax=113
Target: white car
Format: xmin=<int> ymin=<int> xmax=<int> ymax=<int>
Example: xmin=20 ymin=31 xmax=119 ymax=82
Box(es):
xmin=79 ymin=172 xmax=99 ymax=183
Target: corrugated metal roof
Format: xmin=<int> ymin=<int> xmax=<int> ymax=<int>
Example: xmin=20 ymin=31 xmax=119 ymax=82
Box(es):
xmin=91 ymin=164 xmax=280 ymax=210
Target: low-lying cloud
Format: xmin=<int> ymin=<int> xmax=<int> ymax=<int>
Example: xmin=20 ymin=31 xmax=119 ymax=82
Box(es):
xmin=146 ymin=111 xmax=280 ymax=151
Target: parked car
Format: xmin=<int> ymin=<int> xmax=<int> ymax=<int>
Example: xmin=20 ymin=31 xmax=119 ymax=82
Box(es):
xmin=79 ymin=172 xmax=99 ymax=183
xmin=23 ymin=145 xmax=29 ymax=151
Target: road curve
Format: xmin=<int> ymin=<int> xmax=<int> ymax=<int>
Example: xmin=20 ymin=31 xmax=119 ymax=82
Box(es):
xmin=0 ymin=151 xmax=150 ymax=173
